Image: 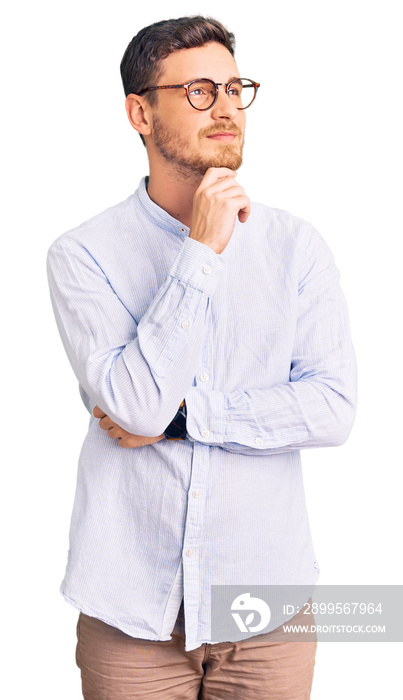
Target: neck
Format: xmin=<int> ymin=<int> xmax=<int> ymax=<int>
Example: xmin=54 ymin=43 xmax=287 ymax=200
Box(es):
xmin=146 ymin=157 xmax=203 ymax=229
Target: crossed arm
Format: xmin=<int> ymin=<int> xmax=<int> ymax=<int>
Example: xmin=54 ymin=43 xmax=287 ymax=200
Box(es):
xmin=50 ymin=228 xmax=356 ymax=455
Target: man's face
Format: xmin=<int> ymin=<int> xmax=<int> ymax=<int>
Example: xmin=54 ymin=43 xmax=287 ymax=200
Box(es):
xmin=147 ymin=42 xmax=246 ymax=177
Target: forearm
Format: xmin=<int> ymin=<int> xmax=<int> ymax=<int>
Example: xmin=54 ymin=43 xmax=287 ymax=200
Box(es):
xmin=185 ymin=371 xmax=357 ymax=455
xmin=47 ymin=236 xmax=224 ymax=435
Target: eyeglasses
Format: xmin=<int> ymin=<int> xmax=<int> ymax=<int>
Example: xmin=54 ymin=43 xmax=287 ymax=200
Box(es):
xmin=139 ymin=78 xmax=260 ymax=111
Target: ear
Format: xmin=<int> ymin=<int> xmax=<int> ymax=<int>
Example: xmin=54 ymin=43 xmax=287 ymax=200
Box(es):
xmin=125 ymin=94 xmax=152 ymax=138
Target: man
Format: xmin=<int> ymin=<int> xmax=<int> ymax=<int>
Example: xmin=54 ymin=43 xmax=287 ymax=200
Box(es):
xmin=47 ymin=15 xmax=357 ymax=699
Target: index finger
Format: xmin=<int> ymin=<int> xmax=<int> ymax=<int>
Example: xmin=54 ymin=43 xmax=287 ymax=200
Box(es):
xmin=93 ymin=405 xmax=106 ymax=419
xmin=201 ymin=167 xmax=238 ymax=185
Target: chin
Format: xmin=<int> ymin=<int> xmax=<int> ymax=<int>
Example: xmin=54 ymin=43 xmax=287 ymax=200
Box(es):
xmin=197 ymin=149 xmax=243 ymax=174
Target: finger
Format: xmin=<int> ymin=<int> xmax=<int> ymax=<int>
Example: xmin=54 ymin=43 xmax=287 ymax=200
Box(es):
xmin=118 ymin=438 xmax=134 ymax=449
xmin=93 ymin=405 xmax=106 ymax=419
xmin=214 ymin=182 xmax=247 ymax=199
xmin=196 ymin=183 xmax=247 ymax=212
xmin=117 ymin=434 xmax=165 ymax=448
xmin=99 ymin=416 xmax=115 ymax=431
xmin=201 ymin=177 xmax=244 ymax=198
xmin=210 ymin=189 xmax=250 ymax=213
xmin=107 ymin=426 xmax=123 ymax=440
xmin=199 ymin=167 xmax=237 ymax=188
xmin=237 ymin=198 xmax=251 ymax=223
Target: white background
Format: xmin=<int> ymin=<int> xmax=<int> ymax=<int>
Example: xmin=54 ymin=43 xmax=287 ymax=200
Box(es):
xmin=2 ymin=0 xmax=402 ymax=697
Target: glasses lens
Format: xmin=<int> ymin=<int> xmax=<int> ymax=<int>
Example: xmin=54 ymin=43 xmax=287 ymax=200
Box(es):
xmin=228 ymin=79 xmax=256 ymax=109
xmin=187 ymin=80 xmax=217 ymax=110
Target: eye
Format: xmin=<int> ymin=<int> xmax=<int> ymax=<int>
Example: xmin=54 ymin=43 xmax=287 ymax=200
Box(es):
xmin=189 ymin=85 xmax=209 ymax=97
xmin=188 ymin=80 xmax=217 ymax=99
xmin=189 ymin=88 xmax=205 ymax=96
xmin=228 ymin=81 xmax=242 ymax=98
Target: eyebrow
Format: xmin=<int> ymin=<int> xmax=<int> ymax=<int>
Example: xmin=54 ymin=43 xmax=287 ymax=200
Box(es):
xmin=187 ymin=75 xmax=241 ymax=84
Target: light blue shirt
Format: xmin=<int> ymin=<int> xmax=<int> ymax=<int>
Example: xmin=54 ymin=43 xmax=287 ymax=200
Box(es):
xmin=47 ymin=176 xmax=357 ymax=651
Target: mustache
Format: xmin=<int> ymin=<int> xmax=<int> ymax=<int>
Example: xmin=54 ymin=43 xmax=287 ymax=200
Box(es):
xmin=198 ymin=123 xmax=243 ymax=138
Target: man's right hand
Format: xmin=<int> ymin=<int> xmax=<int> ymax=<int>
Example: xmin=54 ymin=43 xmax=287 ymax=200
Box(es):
xmin=189 ymin=168 xmax=251 ymax=254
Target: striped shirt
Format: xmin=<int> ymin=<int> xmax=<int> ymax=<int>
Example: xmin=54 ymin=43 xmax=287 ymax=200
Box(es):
xmin=47 ymin=176 xmax=357 ymax=651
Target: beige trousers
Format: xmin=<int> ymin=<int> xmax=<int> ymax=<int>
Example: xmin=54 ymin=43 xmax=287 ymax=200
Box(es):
xmin=76 ymin=606 xmax=316 ymax=699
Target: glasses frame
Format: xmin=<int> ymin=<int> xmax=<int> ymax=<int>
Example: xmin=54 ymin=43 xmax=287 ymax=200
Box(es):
xmin=139 ymin=78 xmax=260 ymax=111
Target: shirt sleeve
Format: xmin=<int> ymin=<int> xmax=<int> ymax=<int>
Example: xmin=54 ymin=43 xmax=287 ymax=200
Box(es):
xmin=47 ymin=235 xmax=225 ymax=436
xmin=185 ymin=227 xmax=357 ymax=454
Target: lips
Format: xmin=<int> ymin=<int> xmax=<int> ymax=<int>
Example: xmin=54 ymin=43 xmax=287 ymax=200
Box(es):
xmin=200 ymin=123 xmax=242 ymax=141
xmin=207 ymin=132 xmax=236 ymax=140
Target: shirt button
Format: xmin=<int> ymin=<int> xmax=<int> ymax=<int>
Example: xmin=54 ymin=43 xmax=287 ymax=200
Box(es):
xmin=202 ymin=265 xmax=212 ymax=274
xmin=192 ymin=490 xmax=202 ymax=498
xmin=186 ymin=548 xmax=195 ymax=557
xmin=254 ymin=437 xmax=263 ymax=445
xmin=180 ymin=227 xmax=186 ymax=233
xmin=201 ymin=429 xmax=210 ymax=438
xmin=200 ymin=373 xmax=209 ymax=382
xmin=181 ymin=320 xmax=190 ymax=329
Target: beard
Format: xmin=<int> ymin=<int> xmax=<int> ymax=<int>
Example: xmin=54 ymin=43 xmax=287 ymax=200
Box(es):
xmin=152 ymin=114 xmax=244 ymax=177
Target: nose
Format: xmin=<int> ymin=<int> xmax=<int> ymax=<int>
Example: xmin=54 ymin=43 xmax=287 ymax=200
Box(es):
xmin=210 ymin=85 xmax=240 ymax=121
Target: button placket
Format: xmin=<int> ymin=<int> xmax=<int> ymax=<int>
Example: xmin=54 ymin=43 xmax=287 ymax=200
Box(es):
xmin=181 ymin=296 xmax=214 ymax=648
xmin=181 ymin=441 xmax=210 ymax=646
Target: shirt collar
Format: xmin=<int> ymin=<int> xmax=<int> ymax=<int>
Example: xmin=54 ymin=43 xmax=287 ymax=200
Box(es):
xmin=135 ymin=176 xmax=190 ymax=238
